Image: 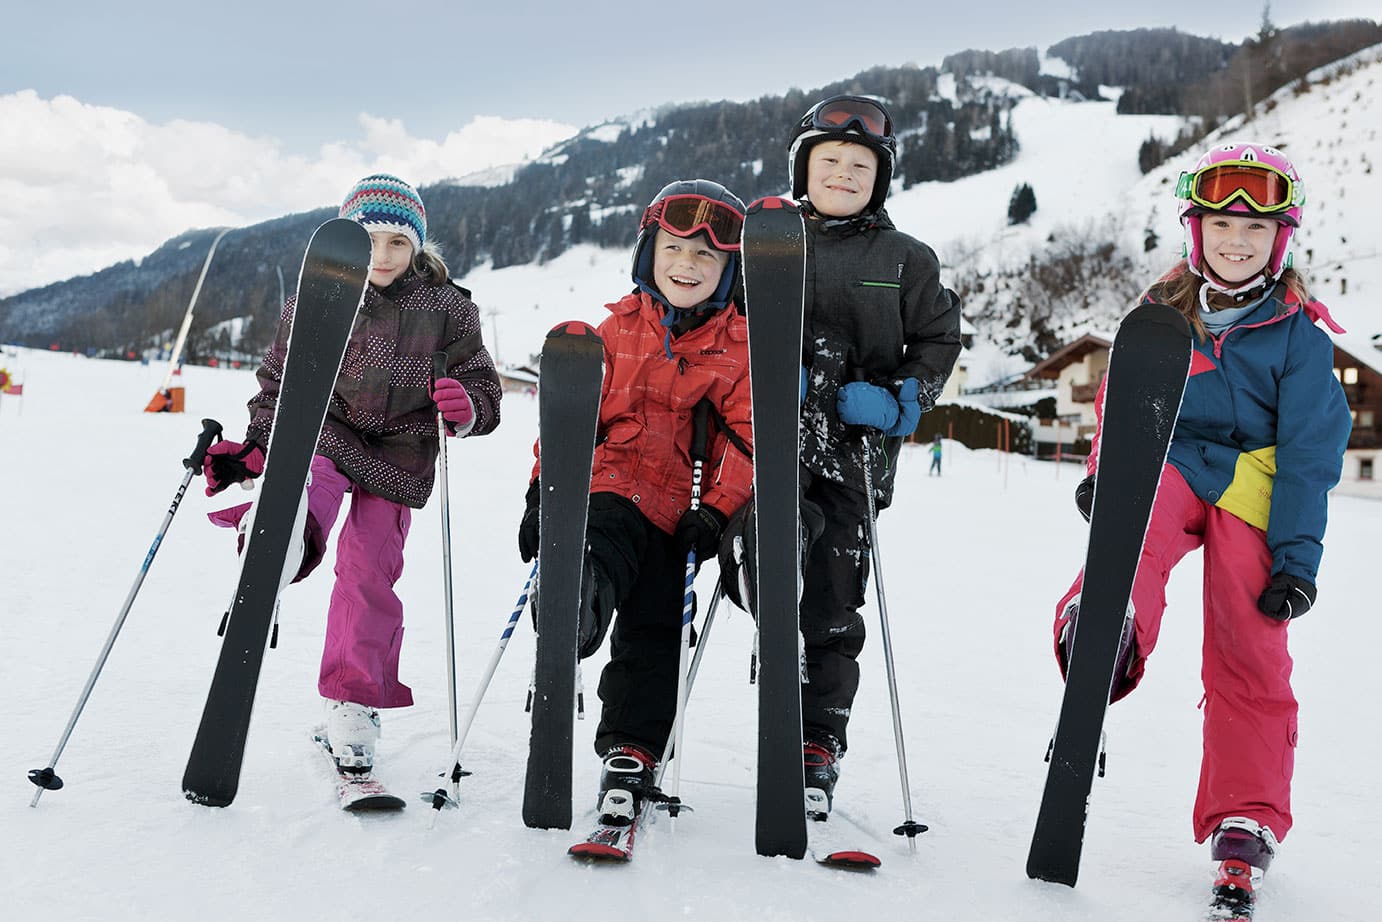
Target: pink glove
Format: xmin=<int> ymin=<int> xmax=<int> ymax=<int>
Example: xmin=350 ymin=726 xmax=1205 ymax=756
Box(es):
xmin=203 ymin=440 xmax=265 ymax=495
xmin=431 ymin=377 xmax=475 ymax=435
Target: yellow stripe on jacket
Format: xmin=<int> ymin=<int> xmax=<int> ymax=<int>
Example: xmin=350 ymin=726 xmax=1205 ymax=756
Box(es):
xmin=1216 ymin=445 xmax=1276 ymax=532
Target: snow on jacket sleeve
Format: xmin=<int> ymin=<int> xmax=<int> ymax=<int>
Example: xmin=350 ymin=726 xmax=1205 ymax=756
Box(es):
xmin=1265 ymin=319 xmax=1351 ymax=582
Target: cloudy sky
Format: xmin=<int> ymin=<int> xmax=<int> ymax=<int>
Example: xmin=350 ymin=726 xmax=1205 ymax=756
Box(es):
xmin=0 ymin=0 xmax=1364 ymax=295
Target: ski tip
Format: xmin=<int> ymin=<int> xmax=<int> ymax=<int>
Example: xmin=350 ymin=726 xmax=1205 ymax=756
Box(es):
xmin=568 ymin=842 xmax=632 ymax=862
xmin=812 ymin=849 xmax=881 ymax=870
xmin=746 ymin=196 xmax=801 ymax=214
xmin=545 ymin=320 xmax=601 ymax=340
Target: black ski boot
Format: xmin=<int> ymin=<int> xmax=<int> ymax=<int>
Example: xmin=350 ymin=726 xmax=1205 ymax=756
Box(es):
xmin=596 ymin=744 xmax=658 ymax=826
xmin=803 ymin=738 xmax=840 ymax=820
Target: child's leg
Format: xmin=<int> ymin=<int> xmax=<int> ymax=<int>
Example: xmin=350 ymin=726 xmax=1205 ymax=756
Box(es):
xmin=296 ymin=455 xmax=351 ymax=582
xmin=589 ymin=496 xmax=682 ymax=758
xmin=1051 ymin=464 xmax=1204 ymax=701
xmin=799 ymin=473 xmax=870 ymax=754
xmin=317 ymin=488 xmax=413 ymax=708
xmin=1193 ymin=512 xmax=1292 ymax=843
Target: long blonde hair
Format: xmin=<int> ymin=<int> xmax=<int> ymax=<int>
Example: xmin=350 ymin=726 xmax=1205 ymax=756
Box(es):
xmin=1143 ymin=261 xmax=1312 ymax=340
xmin=413 ymin=240 xmax=450 ymax=284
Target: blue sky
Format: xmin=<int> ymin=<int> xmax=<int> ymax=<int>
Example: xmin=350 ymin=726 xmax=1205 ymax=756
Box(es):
xmin=0 ymin=0 xmax=1368 ymax=294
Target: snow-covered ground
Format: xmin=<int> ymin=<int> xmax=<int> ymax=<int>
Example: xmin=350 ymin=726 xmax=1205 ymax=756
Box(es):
xmin=3 ymin=346 xmax=1377 ymax=921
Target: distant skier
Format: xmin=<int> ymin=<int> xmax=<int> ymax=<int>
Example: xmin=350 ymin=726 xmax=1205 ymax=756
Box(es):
xmin=203 ymin=174 xmax=502 ymax=776
xmin=1051 ymin=142 xmax=1350 ymax=913
xmin=516 ymin=180 xmax=754 ymax=825
xmin=723 ymin=95 xmax=962 ymax=816
xmin=928 ymin=432 xmax=943 ymax=476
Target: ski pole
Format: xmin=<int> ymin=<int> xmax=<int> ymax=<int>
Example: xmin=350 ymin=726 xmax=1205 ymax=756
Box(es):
xmin=655 ymin=581 xmax=722 ymax=783
xmin=659 ymin=401 xmax=712 ymax=822
xmin=425 ymin=560 xmax=538 ymax=815
xmin=859 ymin=432 xmax=929 ymax=847
xmin=28 ymin=418 xmax=223 ymax=806
xmin=432 ymin=353 xmax=460 ymax=781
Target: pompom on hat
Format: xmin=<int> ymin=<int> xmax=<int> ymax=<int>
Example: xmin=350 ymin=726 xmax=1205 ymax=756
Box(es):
xmin=339 ymin=174 xmax=426 ymax=252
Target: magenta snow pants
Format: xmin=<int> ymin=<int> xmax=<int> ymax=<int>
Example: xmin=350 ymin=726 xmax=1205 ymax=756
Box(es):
xmin=1052 ymin=464 xmax=1296 ymax=844
xmin=304 ymin=456 xmax=414 ymax=709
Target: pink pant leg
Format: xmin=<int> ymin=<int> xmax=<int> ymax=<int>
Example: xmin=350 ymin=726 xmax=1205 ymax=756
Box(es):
xmin=317 ymin=487 xmax=414 ymax=709
xmin=1051 ymin=465 xmax=1204 ymax=700
xmin=1193 ymin=511 xmax=1292 ymax=843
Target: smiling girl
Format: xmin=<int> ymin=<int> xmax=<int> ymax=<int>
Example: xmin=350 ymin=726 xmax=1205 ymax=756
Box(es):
xmin=1051 ymin=142 xmax=1351 ymax=912
xmin=203 ymin=174 xmax=501 ymax=780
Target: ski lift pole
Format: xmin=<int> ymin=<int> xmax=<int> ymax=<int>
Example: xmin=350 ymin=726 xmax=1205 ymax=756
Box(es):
xmin=28 ymin=418 xmax=223 ymax=805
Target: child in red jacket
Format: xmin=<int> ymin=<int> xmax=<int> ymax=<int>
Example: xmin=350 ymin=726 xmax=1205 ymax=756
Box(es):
xmin=516 ymin=179 xmax=753 ymax=823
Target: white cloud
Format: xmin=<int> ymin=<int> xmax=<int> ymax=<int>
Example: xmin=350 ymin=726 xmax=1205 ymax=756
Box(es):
xmin=0 ymin=90 xmax=576 ymax=296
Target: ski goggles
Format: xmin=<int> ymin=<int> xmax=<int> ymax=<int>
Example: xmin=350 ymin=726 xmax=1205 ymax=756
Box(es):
xmin=1177 ymin=161 xmax=1301 ymax=215
xmin=808 ymin=96 xmax=893 ymax=144
xmin=641 ymin=194 xmax=744 ymax=251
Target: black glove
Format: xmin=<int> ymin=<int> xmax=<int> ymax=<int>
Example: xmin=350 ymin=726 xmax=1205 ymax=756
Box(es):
xmin=674 ymin=505 xmax=727 ymax=560
xmin=1257 ymin=572 xmax=1316 ymax=621
xmin=1075 ymin=475 xmax=1095 ymax=522
xmin=517 ymin=479 xmax=541 ymax=562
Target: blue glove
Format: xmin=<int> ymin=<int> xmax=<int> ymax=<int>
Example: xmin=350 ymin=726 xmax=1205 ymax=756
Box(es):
xmin=836 ymin=382 xmax=899 ymax=431
xmin=883 ymin=378 xmax=921 ymax=437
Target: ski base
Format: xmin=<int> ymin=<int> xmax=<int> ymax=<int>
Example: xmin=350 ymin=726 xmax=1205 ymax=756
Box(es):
xmin=568 ymin=811 xmax=643 ymax=862
xmin=313 ymin=732 xmax=405 ymax=812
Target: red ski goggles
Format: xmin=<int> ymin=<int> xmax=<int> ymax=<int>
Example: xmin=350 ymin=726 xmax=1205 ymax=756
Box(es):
xmin=641 ymin=194 xmax=744 ymax=251
xmin=809 ymin=96 xmax=893 ymax=143
xmin=1177 ymin=161 xmax=1300 ymax=215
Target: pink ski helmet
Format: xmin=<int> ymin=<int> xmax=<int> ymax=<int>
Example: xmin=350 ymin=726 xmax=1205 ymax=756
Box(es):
xmin=1176 ymin=142 xmax=1304 ymax=282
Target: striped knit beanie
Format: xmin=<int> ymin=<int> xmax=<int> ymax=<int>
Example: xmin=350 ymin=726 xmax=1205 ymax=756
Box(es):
xmin=339 ymin=174 xmax=426 ymax=252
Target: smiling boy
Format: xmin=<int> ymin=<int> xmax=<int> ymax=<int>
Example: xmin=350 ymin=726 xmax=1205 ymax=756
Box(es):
xmin=727 ymin=95 xmax=963 ymax=817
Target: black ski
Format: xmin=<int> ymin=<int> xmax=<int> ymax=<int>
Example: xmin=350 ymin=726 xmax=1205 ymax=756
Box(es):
xmin=742 ymin=197 xmax=809 ymax=859
xmin=522 ymin=321 xmax=605 ymax=830
xmin=182 ymin=218 xmax=371 ymax=807
xmin=1026 ymin=302 xmax=1192 ymax=884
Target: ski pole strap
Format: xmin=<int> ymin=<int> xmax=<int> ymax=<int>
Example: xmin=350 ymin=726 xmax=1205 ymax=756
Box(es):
xmin=183 ymin=418 xmax=224 ymax=471
xmin=700 ymin=399 xmax=752 ymax=462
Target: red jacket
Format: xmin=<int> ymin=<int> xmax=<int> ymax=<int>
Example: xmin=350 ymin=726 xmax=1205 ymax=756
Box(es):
xmin=532 ymin=291 xmax=754 ymax=534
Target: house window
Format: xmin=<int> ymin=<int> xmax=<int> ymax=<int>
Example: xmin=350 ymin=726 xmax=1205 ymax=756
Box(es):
xmin=1361 ymin=457 xmax=1375 ymax=481
xmin=1342 ymin=367 xmax=1359 ymax=385
xmin=1361 ymin=410 xmax=1376 ymax=429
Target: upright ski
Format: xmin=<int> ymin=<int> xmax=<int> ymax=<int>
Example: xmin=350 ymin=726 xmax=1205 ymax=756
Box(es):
xmin=522 ymin=321 xmax=605 ymax=830
xmin=182 ymin=218 xmax=371 ymax=807
xmin=742 ymin=197 xmax=809 ymax=859
xmin=1026 ymin=302 xmax=1192 ymax=884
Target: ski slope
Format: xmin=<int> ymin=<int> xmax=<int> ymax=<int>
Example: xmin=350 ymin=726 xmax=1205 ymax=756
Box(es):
xmin=3 ymin=346 xmax=1377 ymax=921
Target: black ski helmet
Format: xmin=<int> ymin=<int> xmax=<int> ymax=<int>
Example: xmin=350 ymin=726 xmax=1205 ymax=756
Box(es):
xmin=787 ymin=94 xmax=898 ymax=216
xmin=631 ymin=179 xmax=746 ymax=312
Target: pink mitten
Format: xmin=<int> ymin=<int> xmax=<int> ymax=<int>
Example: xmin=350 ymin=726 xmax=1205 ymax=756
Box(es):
xmin=431 ymin=377 xmax=475 ymax=434
xmin=203 ymin=440 xmax=265 ymax=495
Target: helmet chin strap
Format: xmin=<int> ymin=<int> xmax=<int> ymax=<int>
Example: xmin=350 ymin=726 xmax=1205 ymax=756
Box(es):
xmin=1199 ymin=269 xmax=1272 ymax=309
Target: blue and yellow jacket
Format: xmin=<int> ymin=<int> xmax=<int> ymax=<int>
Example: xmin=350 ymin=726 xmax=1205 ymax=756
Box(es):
xmin=1092 ymin=282 xmax=1351 ymax=582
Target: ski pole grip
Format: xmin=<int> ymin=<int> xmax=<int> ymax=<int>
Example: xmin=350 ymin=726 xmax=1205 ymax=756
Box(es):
xmin=184 ymin=418 xmax=224 ymax=471
xmin=432 ymin=351 xmax=448 ymax=388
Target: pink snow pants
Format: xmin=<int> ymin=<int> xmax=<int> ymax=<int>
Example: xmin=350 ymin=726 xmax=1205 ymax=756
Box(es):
xmin=305 ymin=456 xmax=414 ymax=709
xmin=1052 ymin=464 xmax=1296 ymax=843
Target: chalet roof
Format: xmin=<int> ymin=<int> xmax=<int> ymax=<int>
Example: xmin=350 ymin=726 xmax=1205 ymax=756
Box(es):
xmin=1023 ymin=332 xmax=1114 ymax=381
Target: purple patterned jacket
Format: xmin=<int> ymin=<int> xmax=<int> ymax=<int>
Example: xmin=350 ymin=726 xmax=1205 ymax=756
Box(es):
xmin=245 ymin=271 xmax=501 ymax=508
